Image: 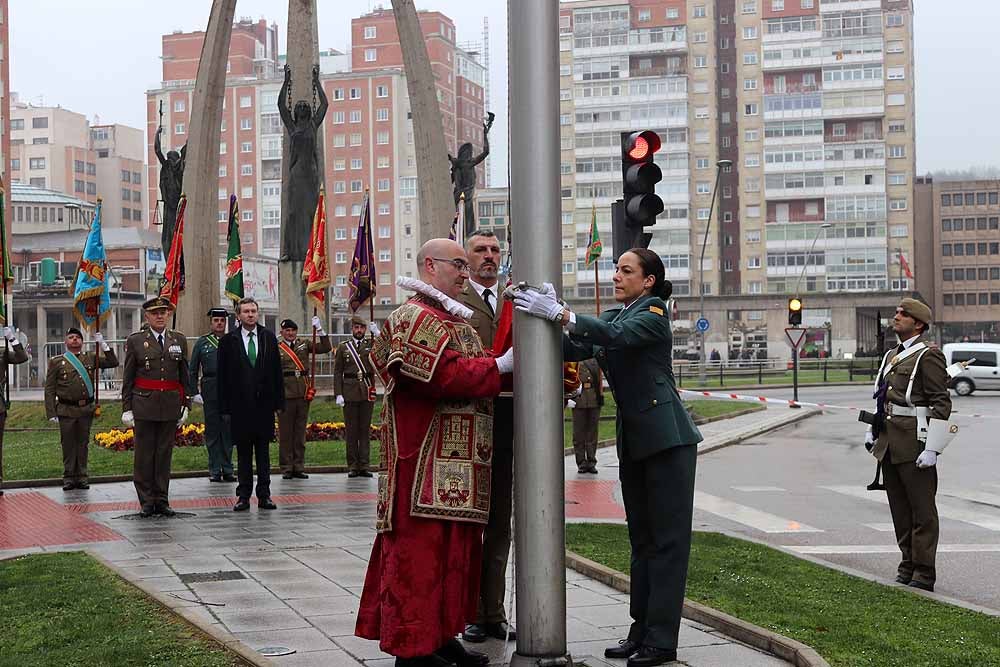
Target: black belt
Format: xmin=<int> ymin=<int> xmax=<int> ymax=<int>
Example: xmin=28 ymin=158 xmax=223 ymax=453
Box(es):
xmin=343 ymin=373 xmax=358 ymax=379
xmin=58 ymin=397 xmax=94 ymax=407
xmin=284 ymin=370 xmax=306 ymax=378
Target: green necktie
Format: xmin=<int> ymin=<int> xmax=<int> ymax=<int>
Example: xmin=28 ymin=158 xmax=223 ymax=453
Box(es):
xmin=248 ymin=331 xmax=257 ymax=366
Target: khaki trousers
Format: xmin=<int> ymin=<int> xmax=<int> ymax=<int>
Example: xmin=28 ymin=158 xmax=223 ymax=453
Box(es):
xmin=344 ymin=400 xmax=374 ymax=472
xmin=883 ymin=459 xmax=939 ymax=586
xmin=59 ymin=415 xmax=94 ymax=484
xmin=133 ymin=419 xmax=176 ymax=508
xmin=278 ymin=398 xmax=310 ymax=473
xmin=572 ymin=407 xmax=600 ymax=468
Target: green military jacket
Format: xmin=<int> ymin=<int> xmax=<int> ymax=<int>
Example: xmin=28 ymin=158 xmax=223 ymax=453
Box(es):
xmin=44 ymin=349 xmax=119 ymax=418
xmin=122 ymin=328 xmax=191 ymax=422
xmin=333 ymin=336 xmax=376 ymax=402
xmin=0 ymin=341 xmax=29 ymax=416
xmin=565 ymin=293 xmax=702 ymax=461
xmin=574 ymin=357 xmax=604 ymax=410
xmin=189 ymin=333 xmax=222 ymax=404
xmin=279 ymin=335 xmax=332 ymax=400
xmin=873 ymin=335 xmax=951 ymax=464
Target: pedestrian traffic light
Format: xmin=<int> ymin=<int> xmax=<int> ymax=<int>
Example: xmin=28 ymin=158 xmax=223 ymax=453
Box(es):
xmin=613 ymin=131 xmax=663 ymax=259
xmin=788 ymin=297 xmax=803 ymax=326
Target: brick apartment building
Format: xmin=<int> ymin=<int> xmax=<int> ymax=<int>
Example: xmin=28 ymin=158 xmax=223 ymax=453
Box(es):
xmin=146 ymin=12 xmax=487 ymax=306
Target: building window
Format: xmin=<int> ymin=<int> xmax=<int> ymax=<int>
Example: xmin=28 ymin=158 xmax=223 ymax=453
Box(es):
xmin=241 ymin=186 xmax=253 ymax=199
xmin=887 ymin=40 xmax=904 ymax=54
xmin=350 ymin=133 xmax=362 ymax=146
xmin=335 ymin=252 xmax=347 ymax=264
xmin=29 ymin=157 xmax=46 ymax=170
xmin=744 ymin=103 xmax=758 ymax=116
xmin=745 ymin=128 xmax=759 ymax=142
xmin=239 ymin=117 xmax=252 ymax=131
xmin=888 ymin=121 xmax=905 ymax=133
xmin=332 ymin=111 xmax=345 ymax=124
xmin=378 ymin=226 xmax=391 ymax=239
xmin=333 ymin=134 xmax=346 ymax=147
xmin=888 ymin=172 xmax=906 ymax=186
xmin=887 ymin=93 xmax=905 ymax=106
xmin=350 ymin=88 xmax=361 ymax=100
xmin=666 ymin=8 xmax=680 ymax=19
xmin=692 ymin=31 xmax=707 ymax=43
xmin=771 ymin=0 xmax=784 ymax=10
xmin=376 ymin=85 xmax=388 ymax=98
xmin=742 ymin=0 xmax=756 ymax=12
xmin=364 ymin=26 xmax=376 ymax=39
xmin=218 ymin=188 xmax=227 ymax=200
xmin=239 ymin=164 xmax=253 ymax=176
xmin=351 ymin=158 xmax=362 ymax=170
xmin=378 ymin=249 xmax=392 ymax=262
xmin=941 ymin=194 xmax=951 ymax=207
xmin=696 ymin=158 xmax=709 ymax=169
xmin=350 ymin=180 xmax=363 ymax=193
xmin=747 ymin=256 xmax=761 ymax=269
xmin=886 ymin=14 xmax=903 ymax=27
xmin=888 ymin=145 xmax=906 ymax=159
xmin=365 ymin=48 xmax=377 ymax=62
xmin=743 ymin=26 xmax=757 ymax=39
xmin=239 ymin=95 xmax=252 ymax=108
xmin=240 ymin=141 xmax=252 ymax=153
xmin=744 ymin=52 xmax=758 ymax=65
xmin=219 ymin=165 xmax=227 ymax=177
xmin=220 ymin=142 xmax=227 ymax=154
xmin=376 ymin=108 xmax=389 ymax=122
xmin=377 ymin=131 xmax=389 ymax=145
xmin=32 ymin=117 xmax=49 ymax=129
xmin=378 ymin=203 xmax=390 ymax=216
xmin=377 ymin=156 xmax=390 ymax=168
xmin=745 ymin=154 xmax=760 ymax=167
xmin=377 ymin=178 xmax=390 ymax=192
xmin=638 ymin=9 xmax=651 ymax=21
xmin=695 ymin=107 xmax=709 ymax=119
xmin=334 ymin=181 xmax=346 ymax=194
xmin=173 ymin=100 xmax=186 ymax=112
xmin=744 ymin=78 xmax=757 ymax=91
xmin=693 ymin=5 xmax=706 ymax=18
xmin=800 ymin=0 xmax=813 ymax=7
xmin=349 ymin=110 xmax=362 ymax=123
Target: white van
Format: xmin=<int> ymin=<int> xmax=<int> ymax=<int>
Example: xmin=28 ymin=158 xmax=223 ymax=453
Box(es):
xmin=942 ymin=343 xmax=1000 ymax=396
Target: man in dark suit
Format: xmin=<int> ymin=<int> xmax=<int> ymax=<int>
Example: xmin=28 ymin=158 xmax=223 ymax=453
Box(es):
xmin=217 ymin=297 xmax=284 ymax=512
xmin=458 ymin=229 xmax=516 ymax=643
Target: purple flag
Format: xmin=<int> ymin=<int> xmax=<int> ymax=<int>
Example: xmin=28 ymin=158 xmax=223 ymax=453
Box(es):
xmin=348 ymin=191 xmax=376 ymax=312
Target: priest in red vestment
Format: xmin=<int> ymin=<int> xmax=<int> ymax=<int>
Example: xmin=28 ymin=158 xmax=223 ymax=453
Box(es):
xmin=356 ymin=238 xmax=514 ymax=667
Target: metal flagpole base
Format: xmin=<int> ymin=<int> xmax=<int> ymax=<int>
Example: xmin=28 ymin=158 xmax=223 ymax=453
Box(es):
xmin=509 ymin=652 xmax=573 ymax=667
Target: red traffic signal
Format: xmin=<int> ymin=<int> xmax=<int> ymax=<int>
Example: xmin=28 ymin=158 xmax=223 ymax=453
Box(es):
xmin=620 ymin=130 xmax=664 ymax=230
xmin=624 ymin=131 xmax=661 ymax=162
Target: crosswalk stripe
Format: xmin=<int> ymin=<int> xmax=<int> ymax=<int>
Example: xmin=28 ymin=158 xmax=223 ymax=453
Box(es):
xmin=695 ymin=491 xmax=822 ymax=533
xmin=822 ymin=485 xmax=1000 ymax=531
xmin=940 ymin=489 xmax=1000 ymax=510
xmin=863 ymin=523 xmax=896 ymax=532
xmin=788 ymin=544 xmax=1000 ymax=555
xmin=731 ymin=486 xmax=786 ymax=492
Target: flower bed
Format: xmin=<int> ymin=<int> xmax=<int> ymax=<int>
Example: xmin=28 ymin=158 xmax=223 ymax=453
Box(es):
xmin=93 ymin=422 xmax=380 ymax=452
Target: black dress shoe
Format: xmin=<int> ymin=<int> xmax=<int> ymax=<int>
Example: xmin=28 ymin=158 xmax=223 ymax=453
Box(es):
xmin=63 ymin=482 xmax=75 ymax=491
xmin=578 ymin=467 xmax=589 ymax=474
xmin=77 ymin=481 xmax=90 ymax=489
xmin=894 ymin=573 xmax=912 ymax=585
xmin=435 ymin=638 xmax=489 ymax=667
xmin=223 ymin=474 xmax=238 ymax=482
xmin=233 ymin=499 xmax=251 ymax=512
xmin=347 ymin=471 xmax=361 ymax=478
xmin=282 ymin=472 xmax=294 ymax=480
xmin=359 ymin=470 xmax=374 ymax=478
xmin=292 ymin=472 xmax=309 ymax=479
xmin=156 ymin=504 xmax=177 ymax=517
xmin=587 ymin=465 xmax=599 ymax=474
xmin=909 ymin=579 xmax=934 ymax=592
xmin=258 ymin=498 xmax=277 ymax=510
xmin=483 ymin=621 xmax=516 ymax=641
xmin=462 ymin=623 xmax=487 ymax=644
xmin=139 ymin=505 xmax=156 ymax=518
xmin=209 ymin=475 xmax=223 ymax=483
xmin=626 ymin=646 xmax=677 ymax=667
xmin=605 ymin=639 xmax=642 ymax=659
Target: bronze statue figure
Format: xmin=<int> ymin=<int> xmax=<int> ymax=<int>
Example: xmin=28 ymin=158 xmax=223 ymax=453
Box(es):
xmin=278 ymin=63 xmax=328 ymax=262
xmin=154 ymin=125 xmax=186 ymax=258
xmin=448 ymin=112 xmax=494 ymax=232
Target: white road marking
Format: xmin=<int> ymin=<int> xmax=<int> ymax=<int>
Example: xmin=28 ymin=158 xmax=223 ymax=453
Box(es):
xmin=788 ymin=544 xmax=1000 ymax=555
xmin=863 ymin=523 xmax=896 ymax=532
xmin=694 ymin=491 xmax=822 ymax=533
xmin=731 ymin=486 xmax=786 ymax=492
xmin=823 ymin=485 xmax=1000 ymax=531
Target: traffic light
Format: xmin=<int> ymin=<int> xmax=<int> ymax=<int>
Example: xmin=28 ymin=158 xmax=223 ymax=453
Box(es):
xmin=613 ymin=131 xmax=664 ymax=260
xmin=788 ymin=297 xmax=803 ymax=326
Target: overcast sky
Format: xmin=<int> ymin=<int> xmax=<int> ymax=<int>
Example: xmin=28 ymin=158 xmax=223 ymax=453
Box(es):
xmin=9 ymin=1 xmax=998 ymax=180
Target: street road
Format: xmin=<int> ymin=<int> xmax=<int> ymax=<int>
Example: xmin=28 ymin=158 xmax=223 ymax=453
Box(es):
xmin=693 ymin=384 xmax=1000 ymax=611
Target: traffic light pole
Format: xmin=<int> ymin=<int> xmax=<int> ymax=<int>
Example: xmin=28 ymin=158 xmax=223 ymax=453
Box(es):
xmin=508 ymin=2 xmax=570 ymax=667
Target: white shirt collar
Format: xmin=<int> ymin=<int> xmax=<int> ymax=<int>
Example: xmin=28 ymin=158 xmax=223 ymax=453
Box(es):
xmin=467 ymin=278 xmax=498 ymax=300
xmin=241 ymin=325 xmax=257 ymax=340
xmin=899 ymin=333 xmax=921 ymax=350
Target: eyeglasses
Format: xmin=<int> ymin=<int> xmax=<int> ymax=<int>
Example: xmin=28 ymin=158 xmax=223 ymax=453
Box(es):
xmin=430 ymin=257 xmax=471 ymax=273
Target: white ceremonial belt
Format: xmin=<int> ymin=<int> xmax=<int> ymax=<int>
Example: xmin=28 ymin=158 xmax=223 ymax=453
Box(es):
xmin=886 ymin=404 xmax=917 ymax=417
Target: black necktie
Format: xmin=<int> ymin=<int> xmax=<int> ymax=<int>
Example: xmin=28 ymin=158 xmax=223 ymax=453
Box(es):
xmin=482 ymin=288 xmax=495 ymax=318
xmin=158 ymin=334 xmax=164 ymax=349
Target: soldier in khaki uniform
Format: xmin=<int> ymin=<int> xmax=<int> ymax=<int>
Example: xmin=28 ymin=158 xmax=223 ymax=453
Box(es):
xmin=570 ymin=357 xmax=604 ymax=474
xmin=0 ymin=325 xmax=30 ymax=497
xmin=866 ymin=298 xmax=953 ymax=592
xmin=334 ymin=315 xmax=378 ymax=477
xmin=277 ymin=316 xmax=332 ymax=479
xmin=121 ymin=297 xmax=192 ymax=517
xmin=44 ymin=327 xmax=119 ymax=490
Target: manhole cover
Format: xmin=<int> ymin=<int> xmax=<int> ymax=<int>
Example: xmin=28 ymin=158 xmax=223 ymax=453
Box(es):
xmin=259 ymin=646 xmax=296 ymax=656
xmin=179 ymin=570 xmax=247 ymax=584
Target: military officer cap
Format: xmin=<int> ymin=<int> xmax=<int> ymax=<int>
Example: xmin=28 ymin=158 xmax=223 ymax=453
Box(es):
xmin=207 ymin=307 xmax=229 ymax=318
xmin=899 ymin=297 xmax=932 ymax=325
xmin=65 ymin=326 xmax=83 ymax=338
xmin=143 ymin=296 xmax=174 ymax=312
xmin=350 ymin=315 xmax=367 ymax=327
xmin=280 ymin=318 xmax=298 ymax=330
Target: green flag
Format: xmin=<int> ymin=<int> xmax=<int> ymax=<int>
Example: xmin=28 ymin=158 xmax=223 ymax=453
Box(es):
xmin=585 ymin=205 xmax=603 ymax=267
xmin=224 ymin=195 xmax=244 ymax=302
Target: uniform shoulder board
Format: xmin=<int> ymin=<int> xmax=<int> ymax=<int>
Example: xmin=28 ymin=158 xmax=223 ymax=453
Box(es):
xmin=648 ymin=305 xmax=665 ymax=316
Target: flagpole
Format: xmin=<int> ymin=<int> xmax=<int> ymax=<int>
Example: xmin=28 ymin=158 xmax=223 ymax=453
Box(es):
xmin=310 ymin=307 xmax=318 ymax=399
xmin=93 ymin=312 xmax=101 ymax=415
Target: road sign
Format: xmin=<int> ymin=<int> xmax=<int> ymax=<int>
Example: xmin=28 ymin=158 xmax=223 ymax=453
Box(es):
xmin=696 ymin=317 xmax=710 ymax=333
xmin=785 ymin=327 xmax=807 ymax=349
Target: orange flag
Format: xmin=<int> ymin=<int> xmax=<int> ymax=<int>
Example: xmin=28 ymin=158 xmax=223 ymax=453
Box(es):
xmin=159 ymin=194 xmax=186 ymax=308
xmin=302 ymin=189 xmax=330 ymax=308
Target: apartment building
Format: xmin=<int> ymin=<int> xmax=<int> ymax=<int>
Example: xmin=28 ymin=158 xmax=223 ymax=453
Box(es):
xmin=559 ymin=0 xmax=916 ymax=356
xmin=147 ymin=12 xmax=486 ymax=305
xmin=913 ymin=177 xmax=1000 ymax=343
xmin=9 ymin=97 xmax=144 ymax=229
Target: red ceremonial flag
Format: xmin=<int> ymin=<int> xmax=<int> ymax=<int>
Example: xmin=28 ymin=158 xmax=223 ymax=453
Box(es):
xmin=159 ymin=194 xmax=186 ymax=308
xmin=302 ymin=189 xmax=331 ymax=308
xmin=492 ymin=279 xmax=514 ymax=356
xmin=898 ymin=249 xmax=914 ymax=280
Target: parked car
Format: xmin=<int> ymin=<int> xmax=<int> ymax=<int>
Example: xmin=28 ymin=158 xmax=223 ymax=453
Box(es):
xmin=942 ymin=343 xmax=1000 ymax=396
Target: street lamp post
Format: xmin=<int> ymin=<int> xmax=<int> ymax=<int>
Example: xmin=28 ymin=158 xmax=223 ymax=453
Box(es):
xmin=789 ymin=221 xmax=832 ymax=402
xmin=698 ymin=159 xmax=732 ymax=384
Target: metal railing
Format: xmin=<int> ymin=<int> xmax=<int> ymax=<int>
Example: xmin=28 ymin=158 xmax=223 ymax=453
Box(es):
xmin=674 ymin=356 xmax=880 ymax=388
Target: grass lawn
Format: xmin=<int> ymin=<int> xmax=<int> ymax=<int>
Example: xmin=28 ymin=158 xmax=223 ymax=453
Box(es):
xmin=3 ymin=397 xmax=758 ymax=482
xmin=565 ymin=524 xmax=1000 ymax=667
xmin=0 ymin=552 xmax=247 ymax=667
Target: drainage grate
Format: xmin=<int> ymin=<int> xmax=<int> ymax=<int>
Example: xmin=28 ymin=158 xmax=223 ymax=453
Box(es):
xmin=178 ymin=570 xmax=247 ymax=584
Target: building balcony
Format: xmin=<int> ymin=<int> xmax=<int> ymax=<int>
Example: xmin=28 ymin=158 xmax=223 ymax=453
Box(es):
xmin=763 ymin=93 xmax=823 ymax=121
xmin=762 ymin=133 xmax=825 ymax=148
xmin=822 ymin=183 xmax=886 ymax=197
xmin=764 ymin=186 xmax=827 ymax=200
xmin=573 ymin=90 xmax=687 ymax=108
xmin=762 ymin=55 xmax=825 ymax=72
xmin=819 ymin=0 xmax=882 ymax=13
xmin=821 ymin=78 xmax=885 ymax=93
xmin=766 ymin=265 xmax=826 ymax=279
xmin=762 ymin=29 xmax=822 ymax=45
xmin=764 ymin=106 xmax=824 ymax=121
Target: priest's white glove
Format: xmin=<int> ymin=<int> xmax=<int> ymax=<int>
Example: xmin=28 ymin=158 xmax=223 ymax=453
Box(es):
xmin=495 ymin=347 xmax=514 ymax=374
xmin=566 ymin=399 xmax=577 ymax=409
xmin=2 ymin=326 xmax=15 ymax=342
xmin=336 ymin=395 xmax=345 ymax=407
xmin=93 ymin=331 xmax=111 ymax=351
xmin=177 ymin=406 xmax=190 ymax=428
xmin=513 ymin=285 xmax=564 ymax=322
xmin=368 ymin=321 xmax=380 ymax=337
xmin=192 ymin=394 xmax=204 ymax=405
xmin=915 ymin=449 xmax=938 ymax=469
xmin=311 ymin=315 xmax=326 ymax=336
xmin=122 ymin=410 xmax=135 ymax=427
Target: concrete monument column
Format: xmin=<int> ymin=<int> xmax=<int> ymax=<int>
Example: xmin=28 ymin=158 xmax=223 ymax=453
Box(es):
xmin=176 ymin=0 xmax=237 ymax=334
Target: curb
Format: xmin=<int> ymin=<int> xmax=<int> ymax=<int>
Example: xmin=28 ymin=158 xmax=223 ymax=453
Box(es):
xmin=1 ymin=465 xmax=357 ymax=490
xmin=678 ymin=381 xmax=868 ymax=391
xmin=91 ymin=552 xmax=274 ymax=667
xmin=564 ymin=550 xmax=830 ymax=667
xmin=565 ymin=403 xmax=765 ymax=426
xmin=697 ymin=407 xmax=819 ymax=455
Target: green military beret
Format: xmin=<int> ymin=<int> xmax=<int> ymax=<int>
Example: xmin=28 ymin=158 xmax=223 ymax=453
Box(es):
xmin=899 ymin=298 xmax=932 ymax=325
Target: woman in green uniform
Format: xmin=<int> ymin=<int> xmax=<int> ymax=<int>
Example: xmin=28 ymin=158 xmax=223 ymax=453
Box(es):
xmin=514 ymin=248 xmax=702 ymax=667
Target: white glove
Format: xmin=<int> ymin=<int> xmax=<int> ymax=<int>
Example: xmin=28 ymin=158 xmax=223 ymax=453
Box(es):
xmin=566 ymin=399 xmax=577 ymax=409
xmin=93 ymin=331 xmax=110 ymax=351
xmin=513 ymin=285 xmax=564 ymax=322
xmin=311 ymin=315 xmax=326 ymax=336
xmin=915 ymin=449 xmax=938 ymax=468
xmin=2 ymin=326 xmax=15 ymax=342
xmin=192 ymin=393 xmax=204 ymax=405
xmin=864 ymin=428 xmax=875 ymax=452
xmin=495 ymin=346 xmax=514 ymax=374
xmin=177 ymin=406 xmax=189 ymax=428
xmin=122 ymin=410 xmax=135 ymax=427
xmin=49 ymin=417 xmax=58 ymax=423
xmin=368 ymin=321 xmax=380 ymax=337
xmin=336 ymin=395 xmax=345 ymax=407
